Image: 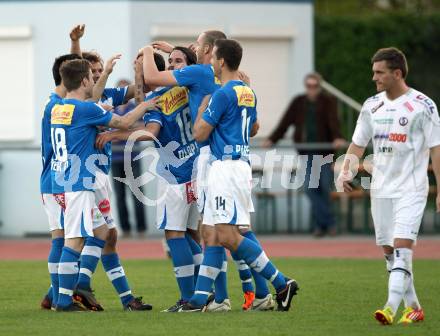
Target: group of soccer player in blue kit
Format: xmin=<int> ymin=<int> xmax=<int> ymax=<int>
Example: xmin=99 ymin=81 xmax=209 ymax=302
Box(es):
xmin=40 ymin=25 xmax=298 ymax=312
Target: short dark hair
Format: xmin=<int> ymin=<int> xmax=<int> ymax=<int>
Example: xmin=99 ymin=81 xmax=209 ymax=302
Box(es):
xmin=52 ymin=54 xmax=82 ymax=86
xmin=153 ymin=52 xmax=166 ymax=72
xmin=60 ymin=59 xmax=91 ymax=92
xmin=214 ymin=39 xmax=243 ymax=71
xmin=304 ymin=72 xmax=323 ymax=84
xmin=202 ymin=30 xmax=227 ymax=47
xmin=371 ymin=47 xmax=408 ymax=78
xmin=82 ymin=51 xmax=103 ymax=66
xmin=171 ymin=46 xmax=197 ymax=65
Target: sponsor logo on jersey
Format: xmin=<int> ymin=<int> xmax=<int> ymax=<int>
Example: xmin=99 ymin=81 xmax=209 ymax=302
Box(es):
xmin=98 ymin=199 xmax=111 ymax=214
xmin=160 ymin=87 xmax=188 ymax=115
xmin=389 ymin=133 xmax=407 ymax=142
xmin=53 ymin=193 xmax=66 ymax=210
xmin=233 ymin=86 xmax=256 ymax=107
xmin=51 ymin=104 xmax=75 ymax=125
xmin=371 ymin=101 xmax=384 ymax=113
xmin=399 ymin=117 xmax=409 ymax=126
xmin=373 ymin=118 xmax=393 ymax=125
xmin=374 ymin=134 xmax=389 ymax=139
xmin=378 ymin=146 xmax=393 ymax=153
xmin=416 ymin=94 xmax=436 ymax=114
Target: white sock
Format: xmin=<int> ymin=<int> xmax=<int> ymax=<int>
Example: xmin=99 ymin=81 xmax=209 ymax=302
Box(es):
xmin=403 ymin=275 xmax=421 ymax=309
xmin=384 ymin=253 xmax=394 ymax=273
xmin=385 ymin=248 xmax=412 ymax=314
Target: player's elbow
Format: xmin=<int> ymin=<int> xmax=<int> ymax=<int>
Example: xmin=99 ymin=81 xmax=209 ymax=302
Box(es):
xmin=193 ymin=126 xmax=208 ymax=143
xmin=250 ymin=122 xmax=260 ymax=137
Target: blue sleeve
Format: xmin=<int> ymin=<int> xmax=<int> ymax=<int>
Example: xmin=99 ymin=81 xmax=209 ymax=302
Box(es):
xmin=202 ymin=90 xmax=228 ymax=127
xmin=103 ymin=87 xmax=128 ymax=107
xmin=143 ymin=110 xmax=163 ymax=126
xmin=173 ymin=64 xmax=204 ymax=87
xmin=81 ymin=103 xmax=113 ymax=127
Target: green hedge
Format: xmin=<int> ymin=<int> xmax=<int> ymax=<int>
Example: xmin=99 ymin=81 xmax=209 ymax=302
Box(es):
xmin=315 ymin=14 xmax=440 ymax=105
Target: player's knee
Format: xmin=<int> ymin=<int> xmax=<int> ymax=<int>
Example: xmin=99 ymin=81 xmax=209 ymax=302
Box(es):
xmin=65 ymin=237 xmax=84 ymax=253
xmin=94 ymin=224 xmax=109 ymax=241
xmin=201 ymin=225 xmax=217 ymax=245
xmin=51 ymin=229 xmax=64 ymax=239
xmin=187 ymin=229 xmax=201 ymax=244
xmin=165 ymin=230 xmax=185 ymax=240
xmin=105 ymin=228 xmax=118 ymax=248
xmin=216 ymin=228 xmax=237 ymax=250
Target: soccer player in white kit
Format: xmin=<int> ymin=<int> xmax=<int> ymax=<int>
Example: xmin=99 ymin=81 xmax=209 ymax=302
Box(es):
xmin=337 ymin=47 xmax=440 ymax=325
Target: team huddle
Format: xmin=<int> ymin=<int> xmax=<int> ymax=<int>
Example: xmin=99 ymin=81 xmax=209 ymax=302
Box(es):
xmin=40 ymin=24 xmax=438 ymax=323
xmin=40 ymin=25 xmax=298 ymax=313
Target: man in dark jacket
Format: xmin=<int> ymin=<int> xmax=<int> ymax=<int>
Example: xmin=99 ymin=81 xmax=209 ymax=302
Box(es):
xmin=263 ymin=73 xmax=346 ymax=236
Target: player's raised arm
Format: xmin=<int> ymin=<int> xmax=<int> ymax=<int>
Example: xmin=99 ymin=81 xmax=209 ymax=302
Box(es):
xmin=151 ymin=40 xmax=175 ymax=53
xmin=70 ymin=24 xmax=85 ymax=57
xmin=108 ymin=97 xmax=161 ymax=130
xmin=141 ymin=45 xmax=178 ymax=86
xmin=95 ymin=123 xmax=160 ymax=150
xmin=193 ymin=94 xmax=214 ymax=142
xmin=91 ymin=54 xmax=122 ymax=102
xmin=133 ymin=56 xmax=145 ymax=104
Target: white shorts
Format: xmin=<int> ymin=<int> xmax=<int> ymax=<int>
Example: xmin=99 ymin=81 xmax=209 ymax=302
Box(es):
xmin=62 ymin=191 xmax=95 ymax=239
xmin=42 ymin=193 xmax=64 ymax=231
xmin=156 ymin=178 xmax=200 ymax=232
xmin=371 ymin=192 xmax=427 ymax=247
xmin=93 ymin=171 xmax=116 ymax=229
xmin=195 ymin=146 xmax=211 ymax=214
xmin=203 ymin=160 xmax=254 ymax=226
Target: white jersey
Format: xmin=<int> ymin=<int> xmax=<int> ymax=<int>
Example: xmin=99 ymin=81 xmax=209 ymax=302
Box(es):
xmin=352 ymin=88 xmax=440 ymax=198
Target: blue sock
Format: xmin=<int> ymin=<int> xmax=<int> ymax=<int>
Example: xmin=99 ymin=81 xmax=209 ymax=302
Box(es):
xmin=57 ymin=247 xmax=80 ymax=308
xmin=48 ymin=237 xmax=64 ymax=306
xmin=185 ymin=233 xmax=203 ymax=285
xmin=76 ymin=237 xmax=105 ymax=290
xmin=243 ymin=231 xmax=270 ymax=298
xmin=167 ymin=237 xmax=195 ymax=302
xmin=235 ymin=238 xmax=286 ymax=292
xmin=214 ymin=248 xmax=229 ymax=303
xmin=101 ymin=253 xmax=134 ymax=306
xmin=190 ymin=246 xmax=223 ymax=307
xmin=47 ymin=286 xmax=53 ymax=302
xmin=231 ymin=251 xmax=254 ymax=294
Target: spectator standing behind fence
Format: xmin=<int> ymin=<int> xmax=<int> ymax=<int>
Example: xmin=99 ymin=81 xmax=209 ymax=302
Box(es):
xmin=111 ymin=79 xmax=147 ymax=237
xmin=263 ymin=73 xmax=346 ymax=237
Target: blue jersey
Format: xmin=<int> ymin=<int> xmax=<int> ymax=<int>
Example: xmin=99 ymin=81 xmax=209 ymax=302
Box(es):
xmin=143 ymin=86 xmax=199 ymax=184
xmin=202 ymin=80 xmax=257 ymax=161
xmin=50 ymin=99 xmax=113 ymax=193
xmin=173 ymin=64 xmax=220 ymax=147
xmin=98 ymin=87 xmax=128 ymax=174
xmin=40 ymin=92 xmax=62 ymax=194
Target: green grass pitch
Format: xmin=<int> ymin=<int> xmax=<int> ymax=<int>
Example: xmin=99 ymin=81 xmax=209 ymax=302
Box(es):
xmin=0 ymin=258 xmax=439 ymax=335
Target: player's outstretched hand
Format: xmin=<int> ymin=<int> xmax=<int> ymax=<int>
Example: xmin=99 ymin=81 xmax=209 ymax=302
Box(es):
xmin=98 ymin=103 xmax=114 ymax=111
xmin=238 ymin=71 xmax=251 ymax=86
xmin=436 ymin=193 xmax=440 ymax=213
xmin=95 ymin=131 xmax=115 ymax=150
xmin=138 ymin=45 xmax=154 ymax=57
xmin=336 ymin=170 xmax=354 ymax=193
xmin=70 ymin=24 xmax=85 ymax=41
xmin=143 ymin=96 xmax=162 ymax=111
xmin=151 ymin=41 xmax=174 ymax=53
xmin=187 ymin=43 xmax=196 ymax=53
xmin=104 ymin=54 xmax=122 ymax=75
